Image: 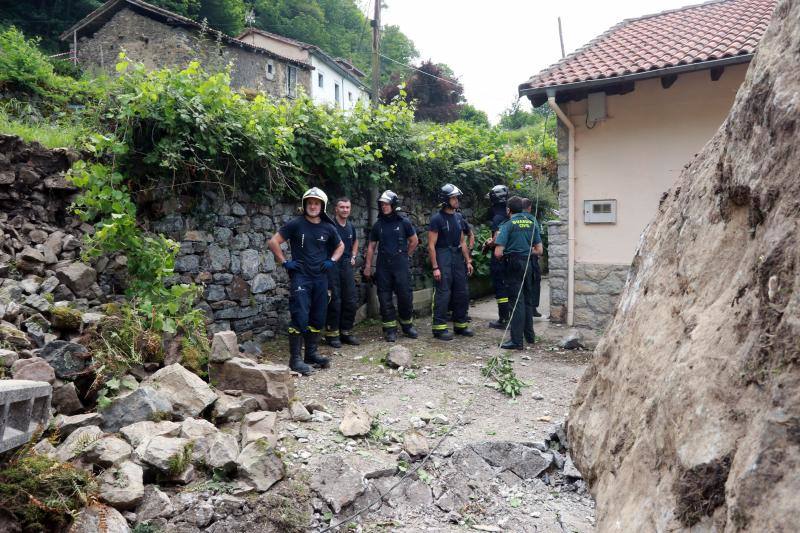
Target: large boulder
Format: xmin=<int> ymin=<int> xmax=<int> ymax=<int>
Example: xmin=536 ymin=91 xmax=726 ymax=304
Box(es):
xmin=71 ymin=504 xmax=130 ymax=533
xmin=210 ymin=330 xmax=238 ymax=363
xmin=142 ymin=364 xmax=218 ymax=419
xmin=83 ymin=436 xmax=133 ymax=467
xmin=138 ymin=436 xmax=191 ymax=474
xmin=119 ymin=420 xmax=181 ymax=448
xmin=208 ymin=357 xmax=293 ymax=410
xmin=568 ymin=3 xmax=800 ymax=531
xmin=100 ymin=387 xmax=173 ymax=433
xmin=11 ymin=356 xmax=55 ymax=384
xmin=135 ymin=485 xmax=174 ymax=524
xmin=240 ymin=411 xmax=277 ymax=447
xmin=309 ymin=455 xmax=366 ymax=513
xmin=55 ymin=425 xmax=103 ymax=462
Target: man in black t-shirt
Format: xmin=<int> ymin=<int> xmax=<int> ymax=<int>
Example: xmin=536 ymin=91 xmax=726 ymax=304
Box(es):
xmin=428 ymin=184 xmax=474 ymax=340
xmin=324 ymin=197 xmax=361 ymax=348
xmin=363 ymin=190 xmax=419 ymax=342
xmin=268 ymin=188 xmax=344 ymax=375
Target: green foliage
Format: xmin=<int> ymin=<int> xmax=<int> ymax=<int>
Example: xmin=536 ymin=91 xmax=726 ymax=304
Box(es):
xmin=459 ymin=104 xmax=490 ymax=127
xmin=49 ymin=306 xmax=83 ymax=330
xmin=0 ymin=106 xmax=85 ymax=148
xmin=481 ymin=355 xmax=527 ymax=398
xmin=199 ymin=0 xmax=246 ymax=35
xmin=167 ymin=442 xmax=195 ymax=476
xmin=470 ymin=226 xmax=493 ymax=278
xmin=0 ymin=0 xmax=102 ymax=53
xmin=0 ymin=441 xmax=97 ymax=531
xmin=498 ymin=98 xmax=551 ymax=131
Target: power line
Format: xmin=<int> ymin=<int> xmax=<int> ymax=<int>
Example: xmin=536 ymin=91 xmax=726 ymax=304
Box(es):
xmin=378 ymin=52 xmax=461 ymax=87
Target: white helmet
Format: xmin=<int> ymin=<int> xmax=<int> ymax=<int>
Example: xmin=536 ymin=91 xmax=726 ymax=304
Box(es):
xmin=302 ymin=187 xmax=329 ymax=213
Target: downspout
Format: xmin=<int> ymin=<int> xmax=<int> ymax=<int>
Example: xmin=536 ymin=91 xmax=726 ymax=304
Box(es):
xmin=547 ymin=95 xmax=575 ymax=326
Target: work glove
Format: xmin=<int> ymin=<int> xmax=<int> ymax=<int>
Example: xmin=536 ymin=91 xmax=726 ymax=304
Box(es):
xmin=283 ymin=260 xmax=300 ymax=272
xmin=322 ymin=259 xmax=336 ymax=271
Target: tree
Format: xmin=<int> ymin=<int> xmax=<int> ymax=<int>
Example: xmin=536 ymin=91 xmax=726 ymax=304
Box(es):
xmin=379 ymin=25 xmax=418 ymax=85
xmin=382 ymin=61 xmax=464 ymax=123
xmin=498 ymin=98 xmax=549 ymax=130
xmin=459 ymin=104 xmax=490 ymax=127
xmin=0 ymin=0 xmax=102 ymax=52
xmin=199 ymin=0 xmax=246 ymax=35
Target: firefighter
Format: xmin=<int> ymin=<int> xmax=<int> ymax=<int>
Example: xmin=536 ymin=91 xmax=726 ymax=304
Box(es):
xmin=324 ymin=197 xmax=361 ymax=348
xmin=493 ymin=195 xmax=543 ymax=350
xmin=428 ymin=184 xmax=474 ymax=340
xmin=363 ymin=190 xmax=419 ymax=342
xmin=268 ymin=187 xmax=345 ymax=375
xmin=484 ymin=184 xmax=510 ymax=329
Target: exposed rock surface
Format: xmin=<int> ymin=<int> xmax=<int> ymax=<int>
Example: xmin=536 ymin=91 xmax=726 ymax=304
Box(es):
xmin=568 ymin=3 xmax=800 ymax=530
xmin=143 ymin=363 xmax=218 ymax=419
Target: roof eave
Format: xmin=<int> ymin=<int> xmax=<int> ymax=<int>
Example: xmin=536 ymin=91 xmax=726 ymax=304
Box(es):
xmin=519 ymin=54 xmax=753 ymax=106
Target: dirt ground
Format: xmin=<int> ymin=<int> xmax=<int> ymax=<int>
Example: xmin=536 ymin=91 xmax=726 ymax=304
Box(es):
xmin=260 ymin=298 xmax=596 ymax=532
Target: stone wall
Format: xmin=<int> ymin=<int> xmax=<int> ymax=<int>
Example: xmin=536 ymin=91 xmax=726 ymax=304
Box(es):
xmin=74 ymin=7 xmax=312 ymax=96
xmin=572 ymin=262 xmax=629 ymax=330
xmin=547 ymin=117 xmax=570 ymax=322
xmin=148 ymin=190 xmax=454 ymax=342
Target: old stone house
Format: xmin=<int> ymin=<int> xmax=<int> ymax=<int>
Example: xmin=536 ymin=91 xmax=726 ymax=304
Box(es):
xmin=59 ymin=0 xmax=312 ymax=96
xmin=238 ymin=27 xmax=370 ymax=110
xmin=518 ymin=0 xmax=776 ymax=329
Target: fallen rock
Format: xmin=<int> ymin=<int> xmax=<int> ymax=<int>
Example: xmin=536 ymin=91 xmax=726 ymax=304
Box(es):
xmin=202 ymin=432 xmax=239 ymax=472
xmin=210 ymin=330 xmax=238 ymax=363
xmin=563 ymin=455 xmax=582 ymax=479
xmin=139 ymin=436 xmax=191 ymax=474
xmin=180 ymin=418 xmax=218 ymax=440
xmin=55 ymin=261 xmax=96 ymax=295
xmin=0 ymin=348 xmax=18 ymax=367
xmin=288 ymin=398 xmax=312 ymax=422
xmin=143 ymin=364 xmax=218 ymax=420
xmin=403 ymin=429 xmax=429 ymax=458
xmin=55 ymin=425 xmax=103 ymax=462
xmin=236 ymin=439 xmax=285 ymax=491
xmin=100 ymin=387 xmax=173 ymax=433
xmin=0 ymin=322 xmax=31 ymax=350
xmin=55 ymin=412 xmax=103 ymax=437
xmin=71 ymin=504 xmax=130 ymax=533
xmin=120 ymin=420 xmax=181 ymax=448
xmin=98 ymin=461 xmax=144 ymax=510
xmin=309 ymin=455 xmax=365 ymax=513
xmin=339 ymin=405 xmax=372 ymax=437
xmin=386 ymin=345 xmax=412 ymax=368
xmin=212 ymin=392 xmax=260 ymax=423
xmin=558 ymin=330 xmax=584 ymax=350
xmin=208 ymin=357 xmax=293 ymax=410
xmin=39 ymin=340 xmax=90 ymax=379
xmin=84 ymin=436 xmax=133 ymax=467
xmin=52 ymin=382 xmax=84 ymax=415
xmin=240 ymin=411 xmax=277 ymax=447
xmin=470 ymin=441 xmax=552 ymax=480
xmin=11 ymin=356 xmax=55 ymax=384
xmin=135 ymin=485 xmax=174 ymax=524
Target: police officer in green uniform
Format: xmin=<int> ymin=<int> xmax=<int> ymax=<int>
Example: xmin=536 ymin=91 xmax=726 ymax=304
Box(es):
xmin=268 ymin=188 xmax=345 ymax=374
xmin=428 ymin=184 xmax=474 ymax=340
xmin=494 ymin=196 xmax=543 ymax=350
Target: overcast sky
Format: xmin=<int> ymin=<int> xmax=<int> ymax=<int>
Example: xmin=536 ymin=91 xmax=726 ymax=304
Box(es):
xmin=380 ymin=0 xmax=695 ymax=123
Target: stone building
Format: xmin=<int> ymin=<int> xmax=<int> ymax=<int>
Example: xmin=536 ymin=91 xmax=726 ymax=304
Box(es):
xmin=59 ymin=0 xmax=312 ymax=96
xmin=518 ymin=0 xmax=776 ymax=329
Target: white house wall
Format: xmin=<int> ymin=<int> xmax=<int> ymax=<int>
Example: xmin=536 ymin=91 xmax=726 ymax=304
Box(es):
xmin=310 ymin=55 xmax=368 ymax=111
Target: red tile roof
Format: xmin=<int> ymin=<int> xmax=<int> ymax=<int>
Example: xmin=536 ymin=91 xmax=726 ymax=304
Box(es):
xmin=519 ymin=0 xmax=776 ymax=100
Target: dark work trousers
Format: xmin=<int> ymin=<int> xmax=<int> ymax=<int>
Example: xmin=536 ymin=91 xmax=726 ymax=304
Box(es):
xmin=325 ymin=261 xmax=358 ymax=336
xmin=432 ymin=247 xmax=469 ymax=332
xmin=376 ymin=253 xmax=414 ymax=330
xmin=504 ymin=254 xmax=535 ymax=345
xmin=288 ymin=273 xmax=328 ymax=336
xmin=490 ymin=256 xmax=510 ymax=319
xmin=531 ymin=255 xmax=542 ymax=309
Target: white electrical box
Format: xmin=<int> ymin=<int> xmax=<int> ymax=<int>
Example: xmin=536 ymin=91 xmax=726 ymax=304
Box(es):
xmin=584 ymin=199 xmax=617 ymax=224
xmin=587 ymin=92 xmax=607 ymax=123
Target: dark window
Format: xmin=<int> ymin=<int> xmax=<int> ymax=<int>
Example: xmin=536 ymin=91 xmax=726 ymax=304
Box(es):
xmin=318 ymin=73 xmax=324 ymax=88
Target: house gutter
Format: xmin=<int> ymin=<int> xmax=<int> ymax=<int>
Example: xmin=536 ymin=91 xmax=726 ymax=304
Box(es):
xmin=547 ymin=95 xmax=575 ymax=326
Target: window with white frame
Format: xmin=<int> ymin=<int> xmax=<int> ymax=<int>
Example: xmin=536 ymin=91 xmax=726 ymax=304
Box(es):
xmin=286 ymin=65 xmax=297 ymax=97
xmin=318 ymin=73 xmax=324 ymax=88
xmin=334 ymin=83 xmax=340 ymax=104
xmin=348 ymin=91 xmax=353 ymax=102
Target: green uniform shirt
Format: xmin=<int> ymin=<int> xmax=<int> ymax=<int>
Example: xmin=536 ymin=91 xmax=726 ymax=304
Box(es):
xmin=495 ymin=212 xmax=542 ymax=254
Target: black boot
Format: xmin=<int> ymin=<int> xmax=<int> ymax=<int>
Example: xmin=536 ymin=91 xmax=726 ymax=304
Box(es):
xmin=324 ymin=333 xmax=342 ymax=348
xmin=488 ymin=319 xmax=507 ymax=330
xmin=401 ymin=323 xmax=418 ymax=339
xmin=500 ymin=340 xmax=523 ymax=350
xmin=289 ymin=334 xmax=313 ymax=375
xmin=384 ymin=328 xmax=397 ymax=342
xmin=433 ymin=329 xmax=454 ymax=341
xmin=340 ymin=331 xmax=361 ymax=345
xmin=304 ymin=332 xmax=330 ymax=369
xmin=454 ymin=326 xmax=474 ymax=337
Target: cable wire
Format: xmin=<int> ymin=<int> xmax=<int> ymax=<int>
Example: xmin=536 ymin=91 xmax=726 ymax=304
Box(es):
xmin=378 ymin=52 xmax=462 ymax=87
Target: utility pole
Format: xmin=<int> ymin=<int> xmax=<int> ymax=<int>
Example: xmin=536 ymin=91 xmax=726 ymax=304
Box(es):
xmin=367 ymin=0 xmax=382 ymax=317
xmin=558 ymin=17 xmax=566 ymax=58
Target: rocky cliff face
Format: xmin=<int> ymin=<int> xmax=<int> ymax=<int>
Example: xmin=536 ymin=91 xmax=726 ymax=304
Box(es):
xmin=568 ymin=0 xmax=799 ymax=530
